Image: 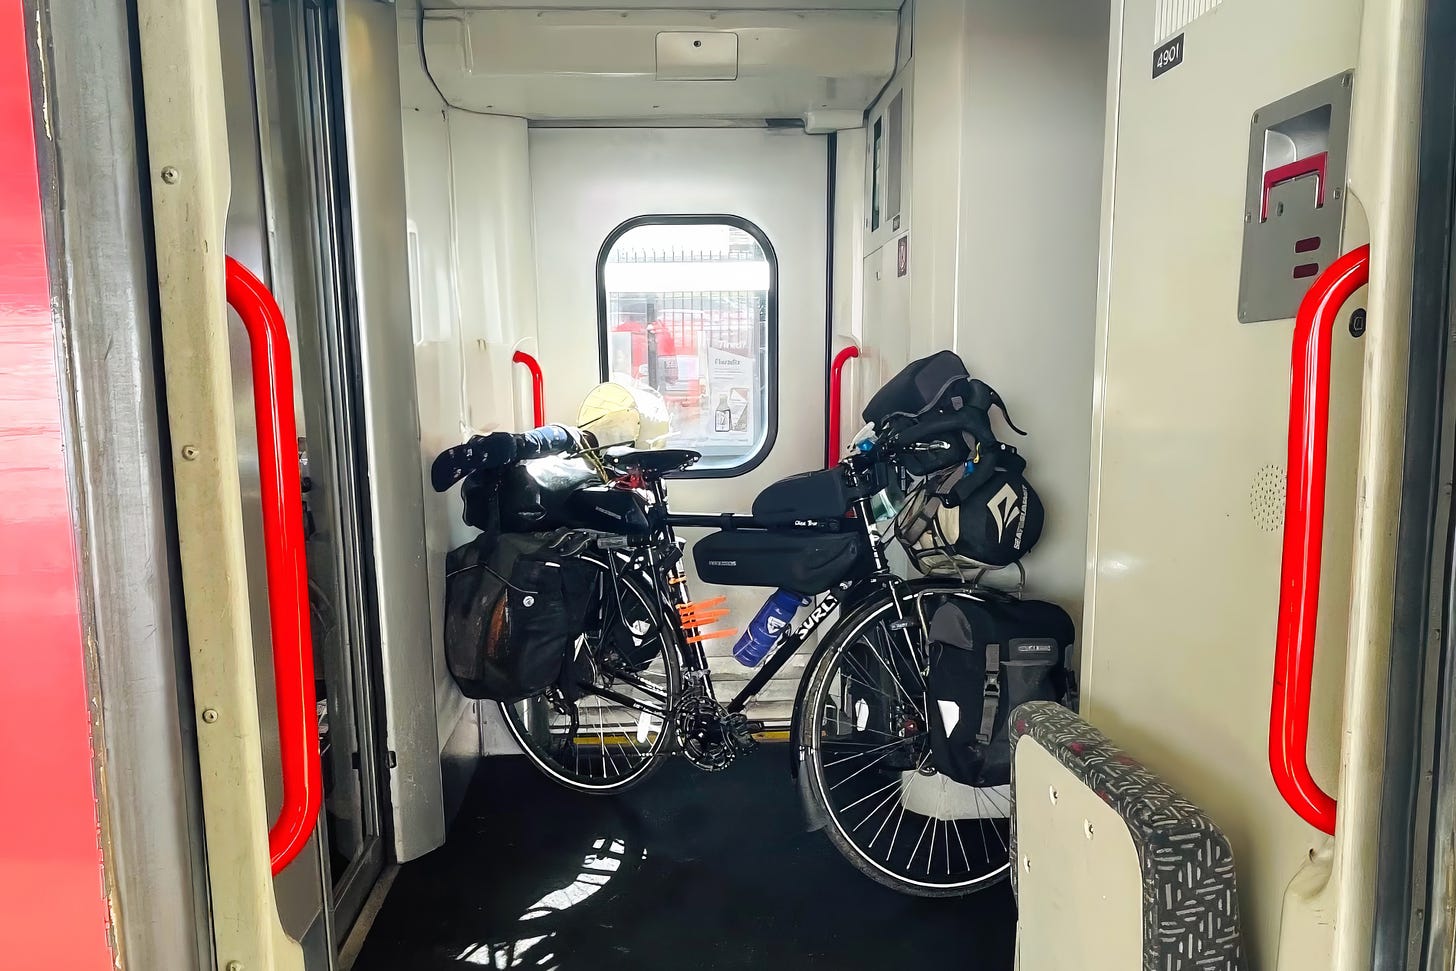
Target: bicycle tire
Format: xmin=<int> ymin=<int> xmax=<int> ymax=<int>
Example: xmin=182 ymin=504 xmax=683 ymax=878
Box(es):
xmin=796 ymin=582 xmax=1013 ymax=897
xmin=501 ymin=551 xmax=681 ymax=794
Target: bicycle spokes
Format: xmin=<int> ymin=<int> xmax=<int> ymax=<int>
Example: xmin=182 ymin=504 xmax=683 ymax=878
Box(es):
xmin=504 ymin=557 xmax=680 ymax=792
xmin=809 ymin=616 xmax=1011 ymax=893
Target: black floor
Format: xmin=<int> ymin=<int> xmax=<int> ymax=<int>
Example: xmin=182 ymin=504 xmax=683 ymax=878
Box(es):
xmin=354 ymin=748 xmax=1017 ymax=970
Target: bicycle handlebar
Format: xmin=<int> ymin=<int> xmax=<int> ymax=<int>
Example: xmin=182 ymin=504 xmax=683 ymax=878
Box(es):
xmin=871 ymin=379 xmax=1024 ymax=466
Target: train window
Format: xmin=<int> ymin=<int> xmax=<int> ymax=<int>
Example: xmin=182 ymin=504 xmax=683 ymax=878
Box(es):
xmin=596 ymin=215 xmax=778 ymax=475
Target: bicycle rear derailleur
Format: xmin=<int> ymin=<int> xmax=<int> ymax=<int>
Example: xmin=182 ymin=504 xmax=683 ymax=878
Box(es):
xmin=677 ymin=695 xmax=757 ymax=771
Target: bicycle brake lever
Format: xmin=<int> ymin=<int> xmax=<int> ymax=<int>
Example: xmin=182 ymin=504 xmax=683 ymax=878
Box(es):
xmin=968 ymin=379 xmax=1027 ymax=437
xmin=991 ymin=394 xmax=1027 ymax=436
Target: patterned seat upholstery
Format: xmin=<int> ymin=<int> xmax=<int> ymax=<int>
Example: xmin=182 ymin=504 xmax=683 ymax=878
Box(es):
xmin=1010 ymin=701 xmax=1247 ymax=970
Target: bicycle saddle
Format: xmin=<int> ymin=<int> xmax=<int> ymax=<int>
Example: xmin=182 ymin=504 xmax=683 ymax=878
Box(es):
xmin=603 ymin=447 xmax=701 ymax=477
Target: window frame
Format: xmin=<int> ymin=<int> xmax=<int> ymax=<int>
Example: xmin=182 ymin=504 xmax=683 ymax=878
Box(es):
xmin=594 ymin=213 xmax=780 ymax=479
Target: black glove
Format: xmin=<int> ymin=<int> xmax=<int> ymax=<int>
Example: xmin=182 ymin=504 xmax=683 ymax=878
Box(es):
xmin=430 ymin=432 xmax=517 ymax=492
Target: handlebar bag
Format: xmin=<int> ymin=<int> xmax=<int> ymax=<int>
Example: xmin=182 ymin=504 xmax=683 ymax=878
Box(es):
xmin=925 ymin=595 xmax=1074 ymax=788
xmin=692 ymin=527 xmax=871 ymax=594
xmin=443 ymin=529 xmax=596 ymax=701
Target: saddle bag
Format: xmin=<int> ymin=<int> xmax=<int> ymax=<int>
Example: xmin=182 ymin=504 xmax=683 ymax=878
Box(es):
xmin=925 ymin=595 xmax=1074 ymax=787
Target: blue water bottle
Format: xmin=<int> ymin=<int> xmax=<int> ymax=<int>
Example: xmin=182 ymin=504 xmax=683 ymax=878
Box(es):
xmin=733 ymin=589 xmax=811 ymax=667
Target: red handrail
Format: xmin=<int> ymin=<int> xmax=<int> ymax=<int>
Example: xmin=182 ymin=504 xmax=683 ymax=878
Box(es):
xmin=225 ymin=257 xmax=322 ymax=875
xmin=828 ymin=344 xmax=860 ymax=467
xmin=1271 ymin=243 xmax=1369 ymax=836
xmin=513 ymin=350 xmax=545 ymax=427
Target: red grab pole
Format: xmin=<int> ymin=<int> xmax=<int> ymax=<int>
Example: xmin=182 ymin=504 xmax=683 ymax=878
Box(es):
xmin=1270 ymin=243 xmax=1369 ymax=836
xmin=225 ymin=257 xmax=322 ymax=874
xmin=513 ymin=350 xmax=546 ymax=427
xmin=828 ymin=344 xmax=860 ymax=467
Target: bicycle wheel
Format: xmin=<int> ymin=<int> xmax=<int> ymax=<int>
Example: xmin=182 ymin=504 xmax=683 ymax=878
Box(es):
xmin=798 ymin=585 xmax=1012 ymax=897
xmin=501 ymin=553 xmax=681 ymax=794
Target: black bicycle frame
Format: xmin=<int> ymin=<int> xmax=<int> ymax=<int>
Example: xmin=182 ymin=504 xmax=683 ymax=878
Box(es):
xmin=583 ymin=463 xmax=905 ymax=724
xmin=671 ymin=487 xmax=900 ymax=716
xmin=722 ymin=590 xmax=842 ymax=714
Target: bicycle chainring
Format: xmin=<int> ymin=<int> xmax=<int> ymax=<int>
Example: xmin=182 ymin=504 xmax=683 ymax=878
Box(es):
xmin=677 ymin=695 xmax=735 ymax=771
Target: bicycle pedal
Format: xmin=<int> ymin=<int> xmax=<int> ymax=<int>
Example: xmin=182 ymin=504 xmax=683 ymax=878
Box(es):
xmin=724 ymin=713 xmax=757 ymax=752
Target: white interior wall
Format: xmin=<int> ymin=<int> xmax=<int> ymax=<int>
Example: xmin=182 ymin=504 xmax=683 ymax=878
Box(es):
xmin=448 ymin=114 xmax=543 ymax=435
xmin=1081 ymin=0 xmax=1365 ymax=962
xmin=528 ymin=128 xmax=830 ymax=718
xmin=399 ymin=14 xmax=543 ymax=755
xmin=857 ymin=63 xmax=914 ymax=434
xmin=859 ymin=0 xmax=1106 ymax=616
xmin=951 ymin=0 xmax=1108 ymax=616
xmin=400 ymin=108 xmax=470 ymax=754
xmin=832 ymin=127 xmax=868 ymax=458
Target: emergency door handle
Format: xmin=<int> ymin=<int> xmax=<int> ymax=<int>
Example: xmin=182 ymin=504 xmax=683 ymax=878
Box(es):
xmin=225 ymin=257 xmax=322 ymax=875
xmin=1261 ymin=152 xmax=1329 ymax=221
xmin=1271 ymin=243 xmax=1368 ymax=836
xmin=828 ymin=343 xmax=860 ymax=467
xmin=513 ymin=350 xmax=545 ymax=427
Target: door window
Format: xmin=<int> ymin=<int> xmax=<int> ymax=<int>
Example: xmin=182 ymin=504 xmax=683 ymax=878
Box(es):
xmin=596 ymin=216 xmax=778 ymax=475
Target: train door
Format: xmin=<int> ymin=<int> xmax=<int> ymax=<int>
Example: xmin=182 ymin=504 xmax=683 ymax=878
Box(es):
xmin=531 ymin=129 xmax=831 ymax=719
xmin=215 ymin=0 xmax=391 ymax=957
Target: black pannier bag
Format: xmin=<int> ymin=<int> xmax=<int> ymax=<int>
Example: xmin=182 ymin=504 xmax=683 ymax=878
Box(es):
xmin=692 ymin=528 xmax=869 ymax=594
xmin=925 ymin=595 xmax=1074 ymax=787
xmin=751 ymin=468 xmax=854 ymax=524
xmin=838 ymin=624 xmax=921 ymax=770
xmin=443 ymin=529 xmax=597 ymax=701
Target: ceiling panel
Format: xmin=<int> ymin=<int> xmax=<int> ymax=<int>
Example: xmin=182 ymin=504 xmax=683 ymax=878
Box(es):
xmin=424 ymin=1 xmax=902 ymax=10
xmin=418 ymin=7 xmax=898 ymax=124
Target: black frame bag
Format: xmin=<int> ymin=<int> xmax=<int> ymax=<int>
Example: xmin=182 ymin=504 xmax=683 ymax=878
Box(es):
xmin=925 ymin=595 xmax=1074 ymax=788
xmin=443 ymin=530 xmax=597 ymax=702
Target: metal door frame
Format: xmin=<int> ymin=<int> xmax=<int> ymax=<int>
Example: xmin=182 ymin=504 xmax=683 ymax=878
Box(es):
xmin=290 ymin=0 xmax=395 ymax=935
xmin=219 ymin=0 xmax=395 ymax=949
xmin=1370 ymin=0 xmax=1456 ymax=964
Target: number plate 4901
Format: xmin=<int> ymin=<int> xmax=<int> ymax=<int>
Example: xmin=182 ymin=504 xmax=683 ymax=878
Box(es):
xmin=1153 ymin=33 xmax=1184 ymax=79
